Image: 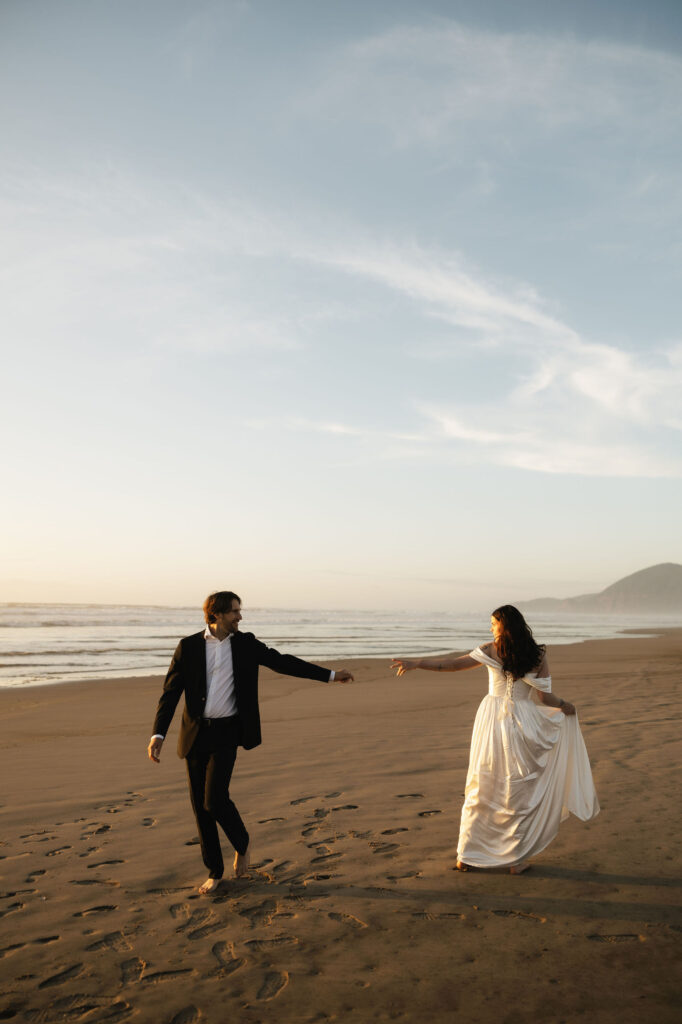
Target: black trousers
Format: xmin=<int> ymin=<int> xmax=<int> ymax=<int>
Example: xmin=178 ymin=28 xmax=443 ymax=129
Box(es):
xmin=185 ymin=717 xmax=249 ymax=879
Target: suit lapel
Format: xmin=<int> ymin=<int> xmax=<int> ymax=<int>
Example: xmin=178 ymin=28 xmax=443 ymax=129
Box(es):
xmin=188 ymin=631 xmax=207 ymax=698
xmin=231 ymin=631 xmax=242 ymax=697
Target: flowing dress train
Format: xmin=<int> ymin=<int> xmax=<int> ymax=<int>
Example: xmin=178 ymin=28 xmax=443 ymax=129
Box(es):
xmin=457 ymin=646 xmax=600 ymax=868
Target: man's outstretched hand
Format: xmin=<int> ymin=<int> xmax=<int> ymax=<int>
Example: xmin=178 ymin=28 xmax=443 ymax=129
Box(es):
xmin=334 ymin=669 xmax=354 ymax=683
xmin=147 ymin=737 xmax=164 ymax=763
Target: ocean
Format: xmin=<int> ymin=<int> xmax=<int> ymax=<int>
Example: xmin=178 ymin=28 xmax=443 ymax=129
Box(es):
xmin=0 ymin=603 xmax=673 ymax=689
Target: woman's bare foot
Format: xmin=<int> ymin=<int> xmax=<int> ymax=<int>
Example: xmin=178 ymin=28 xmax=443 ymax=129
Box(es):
xmin=509 ymin=861 xmax=531 ymax=874
xmin=234 ymin=847 xmax=250 ymax=878
xmin=455 ymin=860 xmax=471 ymax=871
xmin=198 ymin=876 xmax=221 ymax=894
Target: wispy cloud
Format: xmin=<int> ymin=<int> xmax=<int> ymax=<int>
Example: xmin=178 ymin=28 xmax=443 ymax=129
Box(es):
xmin=311 ymin=243 xmax=576 ymax=343
xmin=309 ymin=22 xmax=682 ymax=148
xmin=3 ymin=165 xmax=680 ymax=477
xmin=420 ymin=403 xmax=679 ymax=478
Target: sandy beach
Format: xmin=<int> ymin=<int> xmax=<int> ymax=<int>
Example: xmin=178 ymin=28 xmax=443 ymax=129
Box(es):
xmin=1 ymin=629 xmax=680 ymax=1023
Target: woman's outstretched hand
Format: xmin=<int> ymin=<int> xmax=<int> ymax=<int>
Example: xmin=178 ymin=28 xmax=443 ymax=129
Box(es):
xmin=391 ymin=658 xmax=417 ymax=676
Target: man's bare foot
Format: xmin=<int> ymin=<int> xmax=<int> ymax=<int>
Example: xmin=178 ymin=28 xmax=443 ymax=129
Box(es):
xmin=234 ymin=847 xmax=250 ymax=878
xmin=509 ymin=861 xmax=531 ymax=874
xmin=198 ymin=876 xmax=221 ymax=894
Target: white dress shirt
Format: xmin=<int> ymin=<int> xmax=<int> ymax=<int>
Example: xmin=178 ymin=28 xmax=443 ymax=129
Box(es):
xmin=203 ymin=624 xmax=238 ymax=718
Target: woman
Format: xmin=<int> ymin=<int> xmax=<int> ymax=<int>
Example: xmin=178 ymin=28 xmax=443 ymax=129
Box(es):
xmin=391 ymin=605 xmax=599 ymax=873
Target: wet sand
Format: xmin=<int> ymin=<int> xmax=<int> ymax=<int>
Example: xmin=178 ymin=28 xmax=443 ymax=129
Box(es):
xmin=1 ymin=629 xmax=681 ymax=1023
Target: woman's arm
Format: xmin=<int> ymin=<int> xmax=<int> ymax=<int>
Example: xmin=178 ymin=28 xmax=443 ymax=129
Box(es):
xmin=534 ymin=654 xmax=576 ymax=714
xmin=391 ymin=654 xmax=480 ymax=676
xmin=538 ymin=691 xmax=576 ymax=714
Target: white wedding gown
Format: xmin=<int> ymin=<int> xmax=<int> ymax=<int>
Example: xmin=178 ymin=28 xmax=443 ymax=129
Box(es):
xmin=457 ymin=646 xmax=600 ymax=868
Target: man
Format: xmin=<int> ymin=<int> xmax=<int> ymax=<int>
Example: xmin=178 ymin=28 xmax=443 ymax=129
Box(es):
xmin=147 ymin=591 xmax=354 ymax=894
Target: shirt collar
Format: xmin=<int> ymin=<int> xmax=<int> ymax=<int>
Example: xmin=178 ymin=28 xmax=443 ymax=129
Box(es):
xmin=204 ymin=625 xmax=232 ymax=642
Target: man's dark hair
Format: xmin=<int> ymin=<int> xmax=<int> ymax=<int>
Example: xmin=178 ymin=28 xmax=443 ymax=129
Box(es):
xmin=203 ymin=591 xmax=241 ymax=623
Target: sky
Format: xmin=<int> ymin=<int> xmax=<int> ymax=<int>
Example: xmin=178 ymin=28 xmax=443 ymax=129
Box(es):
xmin=1 ymin=0 xmax=681 ymax=611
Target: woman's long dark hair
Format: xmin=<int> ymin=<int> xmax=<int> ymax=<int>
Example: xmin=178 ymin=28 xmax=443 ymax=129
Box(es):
xmin=491 ymin=605 xmax=545 ymax=679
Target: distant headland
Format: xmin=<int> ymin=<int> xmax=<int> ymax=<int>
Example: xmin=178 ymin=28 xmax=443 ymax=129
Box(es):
xmin=518 ymin=563 xmax=682 ymax=614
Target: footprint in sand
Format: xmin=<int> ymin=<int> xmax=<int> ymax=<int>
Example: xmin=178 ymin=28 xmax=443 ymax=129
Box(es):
xmin=282 ymin=871 xmax=307 ymax=888
xmin=492 ymin=910 xmax=546 ymax=923
xmin=92 ymin=824 xmax=112 ymax=835
xmin=88 ymin=860 xmax=124 ymax=870
xmin=271 ymin=860 xmax=293 ymax=872
xmin=258 ymin=817 xmax=286 ymax=824
xmin=146 ymin=886 xmax=193 ymax=895
xmin=212 ymin=941 xmax=247 ymax=975
xmin=382 ymin=828 xmax=408 ymax=835
xmin=237 ymin=898 xmax=278 ymax=926
xmin=169 ymin=1007 xmax=202 ymax=1024
xmin=368 ymin=886 xmax=408 ymax=899
xmin=0 ymin=902 xmax=24 ymax=920
xmin=588 ymin=933 xmax=645 ymax=943
xmin=120 ymin=957 xmax=146 ymax=984
xmin=349 ymin=830 xmax=373 ymax=839
xmin=86 ymin=932 xmax=133 ymax=953
xmin=188 ymin=917 xmax=220 ymax=937
xmin=102 ymin=806 xmax=122 ymax=815
xmin=257 ymin=971 xmax=289 ymax=1001
xmin=97 ymin=1001 xmax=134 ymax=1022
xmin=245 ymin=935 xmax=298 ymax=952
xmin=328 ymin=911 xmax=368 ymax=930
xmin=26 ymin=996 xmax=125 ymax=1022
xmin=331 ymin=804 xmax=358 ymax=812
xmin=70 ymin=878 xmax=119 ymax=888
xmin=45 ymin=846 xmax=72 ymax=857
xmin=418 ymin=810 xmax=442 ymax=817
xmin=412 ymin=911 xmax=465 ymax=921
xmin=73 ymin=905 xmax=117 ymax=917
xmin=290 ymin=796 xmax=316 ymax=805
xmin=175 ymin=906 xmax=212 ymax=931
xmin=141 ymin=818 xmax=156 ymax=828
xmin=0 ymin=942 xmax=25 ymax=958
xmin=397 ymin=793 xmax=424 ymax=799
xmin=140 ymin=969 xmax=194 ymax=985
xmin=324 ymin=791 xmax=342 ymax=798
xmin=38 ymin=963 xmax=84 ymax=989
xmin=311 ymin=852 xmax=343 ymax=865
xmin=370 ymin=842 xmax=399 ymax=855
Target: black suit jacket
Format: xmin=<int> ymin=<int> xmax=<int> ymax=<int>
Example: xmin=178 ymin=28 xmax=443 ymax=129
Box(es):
xmin=152 ymin=630 xmax=331 ymax=758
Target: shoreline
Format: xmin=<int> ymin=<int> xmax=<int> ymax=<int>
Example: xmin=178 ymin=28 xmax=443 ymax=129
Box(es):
xmin=1 ymin=622 xmax=679 ymax=693
xmin=1 ymin=628 xmax=680 ymax=1022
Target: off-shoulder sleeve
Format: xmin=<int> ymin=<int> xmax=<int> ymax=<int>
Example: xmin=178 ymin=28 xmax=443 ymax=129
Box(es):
xmin=469 ymin=646 xmax=500 ymax=668
xmin=521 ymin=672 xmax=552 ymax=693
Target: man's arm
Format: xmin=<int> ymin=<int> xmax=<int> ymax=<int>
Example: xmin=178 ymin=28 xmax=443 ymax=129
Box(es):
xmin=148 ymin=641 xmax=186 ymax=762
xmin=252 ymin=637 xmax=354 ymax=683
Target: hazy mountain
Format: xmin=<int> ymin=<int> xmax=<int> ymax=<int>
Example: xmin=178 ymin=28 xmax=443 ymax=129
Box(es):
xmin=518 ymin=563 xmax=682 ymax=614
